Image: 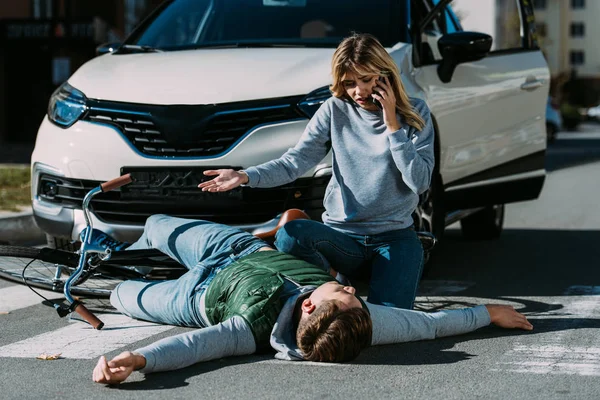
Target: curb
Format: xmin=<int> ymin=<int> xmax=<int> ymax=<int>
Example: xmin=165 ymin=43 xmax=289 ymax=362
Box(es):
xmin=0 ymin=208 xmax=46 ymax=245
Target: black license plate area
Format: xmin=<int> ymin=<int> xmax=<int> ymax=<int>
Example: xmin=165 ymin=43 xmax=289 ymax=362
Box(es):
xmin=120 ymin=166 xmax=243 ymax=201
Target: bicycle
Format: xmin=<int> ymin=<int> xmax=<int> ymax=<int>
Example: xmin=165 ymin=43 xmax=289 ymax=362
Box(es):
xmin=0 ymin=174 xmax=436 ymax=329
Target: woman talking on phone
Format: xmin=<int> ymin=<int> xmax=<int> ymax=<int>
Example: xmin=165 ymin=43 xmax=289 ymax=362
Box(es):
xmin=199 ymin=33 xmax=434 ymax=309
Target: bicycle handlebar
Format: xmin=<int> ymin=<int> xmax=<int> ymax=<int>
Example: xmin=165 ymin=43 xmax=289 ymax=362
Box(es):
xmin=100 ymin=173 xmax=132 ymax=193
xmin=66 ymin=174 xmax=132 ymax=329
xmin=74 ymin=302 xmax=104 ymax=330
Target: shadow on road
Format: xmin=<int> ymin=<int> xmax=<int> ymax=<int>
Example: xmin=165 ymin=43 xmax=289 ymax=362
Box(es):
xmin=359 ymin=315 xmax=600 ymax=366
xmin=546 ymin=136 xmax=600 ymax=172
xmin=108 ymin=353 xmax=273 ymax=391
xmin=422 ymin=228 xmax=600 ymax=298
xmin=106 ymin=312 xmax=600 ymax=391
xmin=97 ymin=226 xmax=600 ymax=390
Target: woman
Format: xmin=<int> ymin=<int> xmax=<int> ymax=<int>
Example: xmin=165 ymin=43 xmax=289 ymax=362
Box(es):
xmin=199 ymin=33 xmax=434 ymax=309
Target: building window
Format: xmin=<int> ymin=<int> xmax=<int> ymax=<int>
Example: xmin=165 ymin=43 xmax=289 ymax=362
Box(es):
xmin=536 ymin=22 xmax=547 ymax=37
xmin=533 ymin=0 xmax=547 ymax=9
xmin=32 ymin=0 xmax=53 ymax=19
xmin=570 ymin=22 xmax=585 ymax=37
xmin=570 ymin=50 xmax=585 ymax=65
xmin=571 ymin=0 xmax=585 ymax=9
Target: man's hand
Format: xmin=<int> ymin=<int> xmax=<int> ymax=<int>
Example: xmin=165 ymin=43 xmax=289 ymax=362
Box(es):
xmin=485 ymin=305 xmax=533 ymax=331
xmin=92 ymin=352 xmax=146 ymax=384
xmin=198 ymin=169 xmax=248 ymax=192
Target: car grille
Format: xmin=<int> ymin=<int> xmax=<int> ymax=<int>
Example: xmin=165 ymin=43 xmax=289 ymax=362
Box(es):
xmin=37 ymin=174 xmax=329 ymax=225
xmin=82 ymin=97 xmax=305 ymax=157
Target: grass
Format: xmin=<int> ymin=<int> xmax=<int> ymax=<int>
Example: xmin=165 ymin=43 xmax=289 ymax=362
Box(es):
xmin=0 ymin=166 xmax=31 ymax=212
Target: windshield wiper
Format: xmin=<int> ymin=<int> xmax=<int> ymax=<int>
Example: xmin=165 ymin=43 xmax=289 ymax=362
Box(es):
xmin=190 ymin=42 xmax=304 ymax=49
xmin=184 ymin=41 xmax=336 ymax=50
xmin=116 ymin=44 xmax=163 ymax=54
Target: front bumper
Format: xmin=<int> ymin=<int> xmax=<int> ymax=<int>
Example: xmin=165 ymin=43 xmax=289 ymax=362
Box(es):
xmin=32 ymin=166 xmax=330 ymax=242
xmin=31 ymin=115 xmax=332 ymax=241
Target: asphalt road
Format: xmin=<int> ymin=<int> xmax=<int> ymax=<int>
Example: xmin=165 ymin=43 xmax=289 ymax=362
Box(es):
xmin=1 ymin=125 xmax=600 ymax=400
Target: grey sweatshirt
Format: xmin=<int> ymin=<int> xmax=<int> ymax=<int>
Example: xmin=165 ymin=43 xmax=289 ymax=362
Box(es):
xmin=136 ymin=281 xmax=491 ymax=373
xmin=244 ymin=96 xmax=435 ymax=234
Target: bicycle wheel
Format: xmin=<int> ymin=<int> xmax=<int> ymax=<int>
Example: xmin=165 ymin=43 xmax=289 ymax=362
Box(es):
xmin=0 ymin=245 xmax=125 ymax=298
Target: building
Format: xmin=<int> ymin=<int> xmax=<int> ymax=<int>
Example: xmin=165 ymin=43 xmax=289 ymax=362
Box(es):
xmin=0 ymin=0 xmax=162 ymax=150
xmin=532 ymin=0 xmax=600 ymax=104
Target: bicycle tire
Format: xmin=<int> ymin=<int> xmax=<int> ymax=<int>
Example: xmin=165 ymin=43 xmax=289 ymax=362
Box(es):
xmin=0 ymin=245 xmax=125 ymax=298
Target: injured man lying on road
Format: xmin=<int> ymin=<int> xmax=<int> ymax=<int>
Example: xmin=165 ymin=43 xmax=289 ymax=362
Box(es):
xmin=90 ymin=215 xmax=533 ymax=384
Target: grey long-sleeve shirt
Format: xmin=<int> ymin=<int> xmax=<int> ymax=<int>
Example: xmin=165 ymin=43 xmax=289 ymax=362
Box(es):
xmin=136 ymin=285 xmax=491 ymax=373
xmin=244 ymin=96 xmax=435 ymax=235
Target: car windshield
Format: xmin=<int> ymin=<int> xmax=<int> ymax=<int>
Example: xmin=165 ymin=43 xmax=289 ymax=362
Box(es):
xmin=127 ymin=0 xmax=408 ymax=50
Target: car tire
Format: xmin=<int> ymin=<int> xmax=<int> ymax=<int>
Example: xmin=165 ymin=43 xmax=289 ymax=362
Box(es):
xmin=546 ymin=122 xmax=556 ymax=144
xmin=563 ymin=118 xmax=579 ymax=131
xmin=414 ymin=173 xmax=445 ymax=266
xmin=460 ymin=204 xmax=505 ymax=240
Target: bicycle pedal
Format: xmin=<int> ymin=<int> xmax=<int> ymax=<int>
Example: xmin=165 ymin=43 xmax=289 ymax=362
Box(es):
xmin=416 ymin=231 xmax=437 ymax=252
xmin=54 ymin=304 xmax=71 ymax=318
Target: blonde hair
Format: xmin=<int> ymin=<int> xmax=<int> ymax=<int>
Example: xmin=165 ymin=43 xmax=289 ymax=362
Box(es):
xmin=330 ymin=33 xmax=426 ymax=131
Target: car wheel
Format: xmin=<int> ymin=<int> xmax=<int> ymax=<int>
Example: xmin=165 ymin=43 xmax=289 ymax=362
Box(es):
xmin=460 ymin=204 xmax=505 ymax=240
xmin=414 ymin=173 xmax=445 ymax=266
xmin=563 ymin=118 xmax=579 ymax=131
xmin=546 ymin=122 xmax=556 ymax=144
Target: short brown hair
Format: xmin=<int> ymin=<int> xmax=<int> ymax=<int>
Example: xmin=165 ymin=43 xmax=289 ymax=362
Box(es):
xmin=296 ymin=300 xmax=372 ymax=362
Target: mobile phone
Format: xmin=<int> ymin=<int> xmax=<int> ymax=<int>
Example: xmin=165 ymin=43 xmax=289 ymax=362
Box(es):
xmin=372 ymin=74 xmax=388 ymax=110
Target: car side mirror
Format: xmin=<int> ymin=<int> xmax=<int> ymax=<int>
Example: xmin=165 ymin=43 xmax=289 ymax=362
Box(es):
xmin=96 ymin=42 xmax=122 ymax=56
xmin=437 ymin=32 xmax=492 ymax=83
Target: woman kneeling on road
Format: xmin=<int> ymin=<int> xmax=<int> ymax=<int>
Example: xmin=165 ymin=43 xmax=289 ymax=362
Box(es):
xmin=199 ymin=33 xmax=435 ymax=309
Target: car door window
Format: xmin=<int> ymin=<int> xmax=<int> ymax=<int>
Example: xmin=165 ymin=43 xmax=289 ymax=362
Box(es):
xmin=431 ymin=0 xmax=462 ymax=34
xmin=449 ymin=0 xmax=524 ymax=52
xmin=416 ymin=0 xmax=463 ymax=63
xmin=417 ymin=0 xmax=535 ymax=65
xmin=413 ymin=0 xmax=446 ymax=63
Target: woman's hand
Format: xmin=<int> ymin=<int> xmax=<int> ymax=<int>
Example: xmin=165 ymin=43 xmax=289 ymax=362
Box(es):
xmin=372 ymin=75 xmax=400 ymax=132
xmin=485 ymin=304 xmax=533 ymax=331
xmin=92 ymin=352 xmax=146 ymax=384
xmin=198 ymin=169 xmax=248 ymax=192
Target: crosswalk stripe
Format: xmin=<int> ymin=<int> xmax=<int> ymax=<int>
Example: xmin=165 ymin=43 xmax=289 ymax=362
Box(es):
xmin=0 ymin=284 xmax=63 ymax=313
xmin=492 ymin=288 xmax=600 ymax=377
xmin=0 ymin=313 xmax=175 ymax=359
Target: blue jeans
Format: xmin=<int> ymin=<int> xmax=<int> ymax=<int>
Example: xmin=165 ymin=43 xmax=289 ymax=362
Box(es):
xmin=274 ymin=220 xmax=423 ymax=309
xmin=110 ymin=214 xmax=268 ymax=327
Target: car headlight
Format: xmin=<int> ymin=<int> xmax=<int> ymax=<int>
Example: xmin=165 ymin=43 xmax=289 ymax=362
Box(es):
xmin=47 ymin=82 xmax=88 ymax=128
xmin=297 ymin=86 xmax=332 ymax=118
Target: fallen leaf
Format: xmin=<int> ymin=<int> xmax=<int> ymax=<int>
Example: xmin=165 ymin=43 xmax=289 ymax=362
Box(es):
xmin=36 ymin=353 xmax=62 ymax=360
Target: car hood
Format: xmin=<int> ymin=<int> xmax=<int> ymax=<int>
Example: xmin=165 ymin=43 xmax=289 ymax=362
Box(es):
xmin=68 ymin=48 xmax=340 ymax=105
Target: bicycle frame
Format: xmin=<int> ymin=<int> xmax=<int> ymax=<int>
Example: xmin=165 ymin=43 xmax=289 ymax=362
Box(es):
xmin=61 ymin=174 xmax=134 ymax=329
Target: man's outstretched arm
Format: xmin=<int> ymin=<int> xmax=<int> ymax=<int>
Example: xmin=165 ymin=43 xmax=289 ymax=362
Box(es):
xmin=92 ymin=316 xmax=256 ymax=384
xmin=368 ymin=303 xmax=532 ymax=346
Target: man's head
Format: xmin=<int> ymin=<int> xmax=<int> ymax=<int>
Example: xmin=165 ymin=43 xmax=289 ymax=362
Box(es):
xmin=296 ymin=282 xmax=372 ymax=362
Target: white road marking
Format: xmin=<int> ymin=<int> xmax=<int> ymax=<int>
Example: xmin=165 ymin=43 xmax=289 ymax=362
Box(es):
xmin=0 ymin=313 xmax=175 ymax=359
xmin=0 ymin=284 xmax=63 ymax=313
xmin=492 ymin=287 xmax=600 ymax=377
xmin=494 ymin=345 xmax=600 ymax=376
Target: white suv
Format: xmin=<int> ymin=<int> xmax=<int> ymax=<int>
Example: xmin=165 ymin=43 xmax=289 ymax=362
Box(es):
xmin=31 ymin=0 xmax=549 ymax=246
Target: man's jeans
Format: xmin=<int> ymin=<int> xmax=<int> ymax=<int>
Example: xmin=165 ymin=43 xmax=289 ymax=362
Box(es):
xmin=274 ymin=220 xmax=423 ymax=309
xmin=110 ymin=215 xmax=268 ymax=327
